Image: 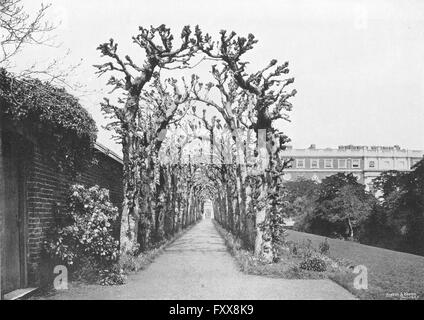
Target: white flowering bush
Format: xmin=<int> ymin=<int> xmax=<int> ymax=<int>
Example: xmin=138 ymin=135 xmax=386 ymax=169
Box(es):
xmin=44 ymin=184 xmax=125 ymax=285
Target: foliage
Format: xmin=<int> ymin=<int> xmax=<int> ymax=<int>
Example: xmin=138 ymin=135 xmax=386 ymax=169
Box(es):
xmin=99 ymin=265 xmax=126 ymax=286
xmin=0 ymin=69 xmax=97 ymax=172
xmin=321 ymin=184 xmax=374 ymax=238
xmin=316 ymin=173 xmax=359 ymax=202
xmin=375 ymin=157 xmax=424 ymax=255
xmin=372 ymin=170 xmax=406 ymax=199
xmin=288 ymin=229 xmax=424 ymax=300
xmin=310 ymin=173 xmax=376 ymax=239
xmin=286 ymin=239 xmax=315 ymax=259
xmin=44 ymin=184 xmax=123 ymax=285
xmin=319 ymin=238 xmax=330 ymax=255
xmin=284 ymin=179 xmax=320 ymax=232
xmin=358 ymin=204 xmax=400 ymax=250
xmin=284 ymin=178 xmax=319 ymax=205
xmin=216 ymin=220 xmax=348 ymax=282
xmin=290 ymin=160 xmax=424 ymax=257
xmin=299 ymin=257 xmax=327 ymax=272
xmin=267 ymin=182 xmax=289 ymax=261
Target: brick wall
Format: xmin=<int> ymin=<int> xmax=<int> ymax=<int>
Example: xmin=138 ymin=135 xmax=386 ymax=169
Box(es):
xmin=28 ymin=142 xmax=123 ymax=286
xmin=1 ymin=127 xmax=123 ymax=288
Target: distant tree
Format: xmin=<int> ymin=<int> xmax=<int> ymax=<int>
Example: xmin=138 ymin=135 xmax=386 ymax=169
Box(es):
xmin=321 ymin=184 xmax=375 ymax=239
xmin=283 ymin=178 xmax=319 ymax=227
xmin=372 ymin=170 xmax=406 ymax=200
xmin=380 ymin=158 xmax=424 ymax=255
xmin=312 ymin=173 xmax=376 ymax=239
xmin=292 ymin=195 xmax=319 ymax=233
xmin=402 ymin=158 xmax=424 ymax=255
xmin=358 ymin=201 xmax=401 ymax=250
xmin=284 ymin=178 xmax=319 ymax=205
xmin=316 ymin=173 xmax=359 ymax=202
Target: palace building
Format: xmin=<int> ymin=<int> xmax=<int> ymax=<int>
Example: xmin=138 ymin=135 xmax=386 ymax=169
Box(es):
xmin=280 ymin=144 xmax=424 ymax=189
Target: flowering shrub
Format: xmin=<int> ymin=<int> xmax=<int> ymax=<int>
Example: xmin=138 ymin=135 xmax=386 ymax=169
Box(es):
xmin=44 ymin=184 xmax=124 ymax=284
xmin=299 ymin=257 xmax=327 ymax=272
xmin=99 ymin=265 xmax=126 ymax=286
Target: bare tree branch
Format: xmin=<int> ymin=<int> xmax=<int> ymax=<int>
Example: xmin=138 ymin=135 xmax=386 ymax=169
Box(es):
xmin=0 ymin=0 xmax=56 ymax=66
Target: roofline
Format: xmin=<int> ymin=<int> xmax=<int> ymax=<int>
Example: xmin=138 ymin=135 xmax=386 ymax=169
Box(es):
xmin=94 ymin=142 xmax=123 ymax=165
xmin=285 ymin=145 xmax=424 ymax=152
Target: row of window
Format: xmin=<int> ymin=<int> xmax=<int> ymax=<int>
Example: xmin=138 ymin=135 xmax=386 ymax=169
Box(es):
xmin=294 ymin=158 xmax=415 ymax=170
xmin=296 ymin=158 xmax=361 ymax=169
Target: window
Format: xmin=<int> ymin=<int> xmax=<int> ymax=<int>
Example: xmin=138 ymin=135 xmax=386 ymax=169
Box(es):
xmin=338 ymin=159 xmax=347 ymax=169
xmin=310 ymin=159 xmax=319 ymax=169
xmin=383 ymin=160 xmax=391 ymax=169
xmin=398 ymin=160 xmax=405 ymax=169
xmin=296 ymin=159 xmax=305 ymax=168
xmin=324 ymin=159 xmax=333 ymax=168
xmin=369 ymin=160 xmax=375 ymax=168
xmin=352 ymin=159 xmax=360 ymax=169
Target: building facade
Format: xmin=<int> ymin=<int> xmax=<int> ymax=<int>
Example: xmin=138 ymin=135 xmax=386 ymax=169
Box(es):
xmin=280 ymin=144 xmax=424 ymax=189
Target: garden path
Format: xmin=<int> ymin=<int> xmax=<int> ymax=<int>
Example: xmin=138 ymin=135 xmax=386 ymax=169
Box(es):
xmin=40 ymin=219 xmax=356 ymax=300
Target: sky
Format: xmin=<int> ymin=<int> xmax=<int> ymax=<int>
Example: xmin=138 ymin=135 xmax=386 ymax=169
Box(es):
xmin=13 ymin=0 xmax=424 ymax=155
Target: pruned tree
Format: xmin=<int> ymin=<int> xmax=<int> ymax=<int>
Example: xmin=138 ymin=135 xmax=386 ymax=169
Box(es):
xmin=191 ymin=64 xmax=259 ymax=241
xmin=96 ymin=25 xmax=297 ymax=263
xmin=140 ymin=75 xmax=194 ymax=245
xmin=95 ymin=25 xmax=199 ymax=255
xmin=194 ymin=28 xmax=296 ymax=262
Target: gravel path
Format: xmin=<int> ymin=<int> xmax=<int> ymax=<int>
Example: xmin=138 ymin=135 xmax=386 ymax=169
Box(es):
xmin=41 ymin=219 xmax=356 ymax=300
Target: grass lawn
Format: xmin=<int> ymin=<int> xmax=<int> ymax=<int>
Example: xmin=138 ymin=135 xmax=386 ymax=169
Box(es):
xmin=287 ymin=230 xmax=424 ymax=300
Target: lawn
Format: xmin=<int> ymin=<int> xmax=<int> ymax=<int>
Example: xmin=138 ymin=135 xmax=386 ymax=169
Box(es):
xmin=287 ymin=230 xmax=424 ymax=300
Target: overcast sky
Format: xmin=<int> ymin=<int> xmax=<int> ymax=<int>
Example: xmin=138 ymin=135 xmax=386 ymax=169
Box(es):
xmin=15 ymin=0 xmax=424 ymax=155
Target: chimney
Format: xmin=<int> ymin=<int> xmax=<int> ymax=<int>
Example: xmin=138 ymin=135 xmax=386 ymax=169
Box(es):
xmin=309 ymin=144 xmax=316 ymax=150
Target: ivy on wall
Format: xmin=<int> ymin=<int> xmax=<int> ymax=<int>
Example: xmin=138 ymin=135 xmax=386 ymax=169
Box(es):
xmin=0 ymin=68 xmax=97 ymax=173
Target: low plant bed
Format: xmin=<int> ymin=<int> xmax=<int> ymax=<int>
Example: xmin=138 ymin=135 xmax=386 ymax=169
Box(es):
xmin=213 ymin=221 xmax=353 ymax=282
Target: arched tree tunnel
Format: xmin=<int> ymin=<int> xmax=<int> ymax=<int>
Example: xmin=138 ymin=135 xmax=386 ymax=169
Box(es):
xmin=136 ymin=120 xmax=276 ymax=258
xmin=95 ymin=25 xmax=295 ymax=263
